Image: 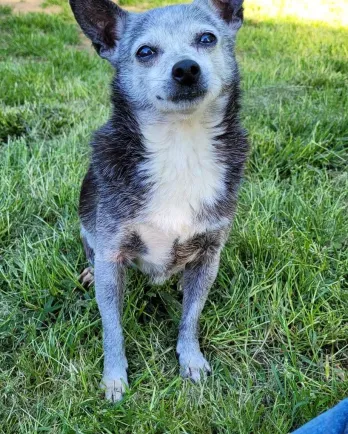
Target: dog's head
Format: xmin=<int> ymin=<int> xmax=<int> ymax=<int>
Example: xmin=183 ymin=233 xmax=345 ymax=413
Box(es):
xmin=70 ymin=0 xmax=243 ymax=114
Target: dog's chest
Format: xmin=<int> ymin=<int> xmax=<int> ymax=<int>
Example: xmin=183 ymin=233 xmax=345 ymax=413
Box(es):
xmin=135 ymin=119 xmax=226 ymax=267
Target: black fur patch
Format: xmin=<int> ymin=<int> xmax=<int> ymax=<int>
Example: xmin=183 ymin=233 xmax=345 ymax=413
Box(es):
xmin=169 ymin=230 xmax=226 ymax=271
xmin=79 ymin=166 xmax=98 ymax=232
xmin=80 ymin=83 xmax=150 ymax=227
xmin=120 ymin=232 xmax=147 ymax=261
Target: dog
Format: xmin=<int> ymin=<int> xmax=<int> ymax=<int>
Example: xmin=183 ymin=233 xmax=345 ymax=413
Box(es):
xmin=70 ymin=0 xmax=248 ymax=402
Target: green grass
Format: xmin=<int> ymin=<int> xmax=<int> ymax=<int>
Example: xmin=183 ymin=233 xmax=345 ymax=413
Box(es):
xmin=1 ymin=2 xmax=348 ymax=433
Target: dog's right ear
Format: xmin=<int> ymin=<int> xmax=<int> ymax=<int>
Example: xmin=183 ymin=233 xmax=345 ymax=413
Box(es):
xmin=69 ymin=0 xmax=128 ymax=60
xmin=196 ymin=0 xmax=244 ymax=34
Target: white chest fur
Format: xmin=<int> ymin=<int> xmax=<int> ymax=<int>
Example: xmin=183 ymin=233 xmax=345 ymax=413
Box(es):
xmin=135 ymin=113 xmax=226 ymax=266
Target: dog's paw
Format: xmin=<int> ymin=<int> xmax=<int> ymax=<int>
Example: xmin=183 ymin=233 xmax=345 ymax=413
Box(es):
xmin=178 ymin=350 xmax=211 ymax=383
xmin=78 ymin=267 xmax=94 ymax=287
xmin=100 ymin=373 xmax=128 ymax=403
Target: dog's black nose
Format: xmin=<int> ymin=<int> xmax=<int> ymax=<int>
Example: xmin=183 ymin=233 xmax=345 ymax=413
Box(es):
xmin=172 ymin=59 xmax=201 ymax=86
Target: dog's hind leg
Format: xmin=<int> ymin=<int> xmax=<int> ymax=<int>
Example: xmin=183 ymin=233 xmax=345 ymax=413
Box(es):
xmin=79 ymin=228 xmax=95 ymax=287
xmin=79 ymin=266 xmax=94 ymax=287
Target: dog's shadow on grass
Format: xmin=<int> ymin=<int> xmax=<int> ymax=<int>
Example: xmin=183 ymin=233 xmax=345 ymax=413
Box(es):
xmin=127 ymin=270 xmax=183 ymax=326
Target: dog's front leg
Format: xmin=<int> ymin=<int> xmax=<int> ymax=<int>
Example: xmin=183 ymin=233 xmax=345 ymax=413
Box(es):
xmin=95 ymin=245 xmax=128 ymax=402
xmin=177 ymin=251 xmax=221 ymax=382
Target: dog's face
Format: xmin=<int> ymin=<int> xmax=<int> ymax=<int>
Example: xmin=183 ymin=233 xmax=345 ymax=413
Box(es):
xmin=70 ymin=0 xmax=243 ymax=114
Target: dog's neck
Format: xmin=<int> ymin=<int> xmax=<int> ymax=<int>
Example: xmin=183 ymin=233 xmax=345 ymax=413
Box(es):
xmin=135 ymin=94 xmax=229 ymax=143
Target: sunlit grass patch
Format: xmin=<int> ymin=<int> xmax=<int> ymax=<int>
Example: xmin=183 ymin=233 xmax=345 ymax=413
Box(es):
xmin=246 ymin=0 xmax=348 ymax=27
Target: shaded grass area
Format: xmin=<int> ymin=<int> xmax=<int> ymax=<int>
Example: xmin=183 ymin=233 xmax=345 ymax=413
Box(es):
xmin=0 ymin=3 xmax=348 ymax=433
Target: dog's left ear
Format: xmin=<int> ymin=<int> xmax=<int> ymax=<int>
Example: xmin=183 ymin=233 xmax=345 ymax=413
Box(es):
xmin=69 ymin=0 xmax=128 ymax=60
xmin=198 ymin=0 xmax=244 ymax=33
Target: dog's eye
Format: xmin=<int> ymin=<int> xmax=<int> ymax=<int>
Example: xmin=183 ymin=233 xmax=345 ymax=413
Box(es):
xmin=136 ymin=46 xmax=156 ymax=59
xmin=199 ymin=33 xmax=217 ymax=45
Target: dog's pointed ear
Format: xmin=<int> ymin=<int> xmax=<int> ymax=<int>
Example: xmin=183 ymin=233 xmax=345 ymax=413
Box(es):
xmin=69 ymin=0 xmax=128 ymax=60
xmin=198 ymin=0 xmax=244 ymax=33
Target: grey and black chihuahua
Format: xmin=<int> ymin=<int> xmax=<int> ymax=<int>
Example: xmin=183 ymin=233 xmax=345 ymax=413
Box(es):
xmin=70 ymin=0 xmax=248 ymax=402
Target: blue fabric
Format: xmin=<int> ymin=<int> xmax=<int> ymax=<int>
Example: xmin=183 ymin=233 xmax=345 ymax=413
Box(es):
xmin=292 ymin=399 xmax=348 ymax=434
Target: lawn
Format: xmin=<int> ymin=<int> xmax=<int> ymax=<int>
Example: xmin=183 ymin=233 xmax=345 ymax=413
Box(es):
xmin=0 ymin=1 xmax=347 ymax=433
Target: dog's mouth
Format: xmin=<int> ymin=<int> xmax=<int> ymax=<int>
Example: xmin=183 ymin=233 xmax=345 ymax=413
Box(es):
xmin=155 ymin=85 xmax=208 ymax=113
xmin=169 ymin=89 xmax=207 ymax=103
